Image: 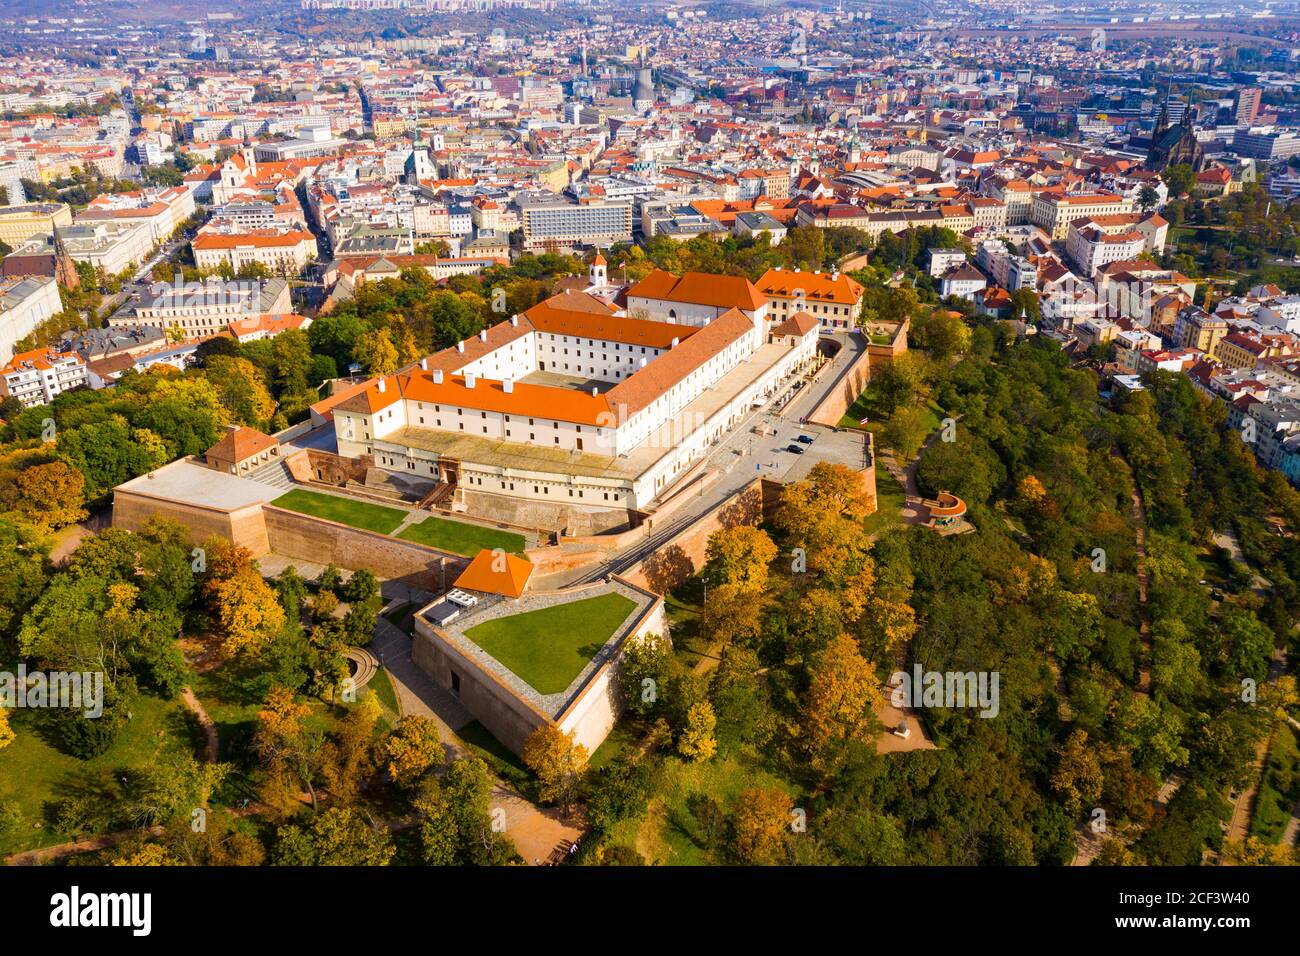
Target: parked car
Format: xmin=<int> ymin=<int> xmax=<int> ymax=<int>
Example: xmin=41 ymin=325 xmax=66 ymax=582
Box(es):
xmin=786 ymin=444 xmax=805 ymax=455
xmin=796 ymin=434 xmax=814 ymax=444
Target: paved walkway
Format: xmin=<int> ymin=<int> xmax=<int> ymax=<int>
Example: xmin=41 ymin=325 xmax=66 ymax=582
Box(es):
xmin=369 ymin=617 xmax=583 ymax=863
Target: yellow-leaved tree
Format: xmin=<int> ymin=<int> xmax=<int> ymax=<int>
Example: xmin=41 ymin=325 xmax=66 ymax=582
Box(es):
xmin=522 ymin=724 xmax=588 ymax=817
xmin=382 ymin=714 xmax=444 ymax=789
xmin=803 ymin=633 xmax=882 ymax=772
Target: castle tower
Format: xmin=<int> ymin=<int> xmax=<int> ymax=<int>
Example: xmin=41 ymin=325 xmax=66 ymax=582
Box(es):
xmin=589 ymin=250 xmax=607 ymax=287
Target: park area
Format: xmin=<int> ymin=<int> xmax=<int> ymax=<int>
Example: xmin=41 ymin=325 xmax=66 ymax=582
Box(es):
xmin=462 ymin=592 xmax=637 ymax=695
xmin=273 ymin=488 xmax=526 ymax=556
xmin=0 ymin=693 xmax=198 ymax=857
xmin=273 ymin=488 xmax=406 ymax=534
xmin=838 ymin=380 xmax=942 ymax=440
xmin=397 ymin=515 xmax=526 ymax=557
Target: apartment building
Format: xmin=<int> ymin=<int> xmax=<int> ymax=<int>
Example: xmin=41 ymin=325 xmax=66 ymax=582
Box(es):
xmin=125 ymin=277 xmax=293 ymax=337
xmin=981 ymin=176 xmax=1033 ymax=225
xmin=0 ymin=347 xmax=89 ymax=408
xmin=76 ymin=186 xmax=196 ymax=243
xmin=57 ymin=220 xmax=155 ymax=276
xmin=1232 ymin=126 xmax=1300 ymax=162
xmin=516 ymin=194 xmax=632 ymax=252
xmin=0 ymin=276 xmax=62 ymax=365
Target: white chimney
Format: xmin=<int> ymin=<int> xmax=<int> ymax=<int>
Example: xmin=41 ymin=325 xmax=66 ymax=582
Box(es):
xmin=591 ymin=386 xmax=598 ymax=396
xmin=671 ymin=337 xmax=679 ymax=347
xmin=793 ymin=267 xmax=800 ymax=273
xmin=456 ymin=341 xmax=465 ymax=353
xmin=503 ymin=378 xmax=514 ymax=393
xmin=510 ymin=315 xmax=518 ymax=326
xmin=639 ymin=357 xmax=647 ymax=368
xmin=479 ymin=329 xmax=488 ymax=342
xmin=419 ymin=357 xmax=428 ymax=370
xmin=377 ymin=378 xmax=386 ymax=393
xmin=465 ymin=372 xmax=476 ymax=388
xmin=433 ymin=369 xmax=444 ymax=384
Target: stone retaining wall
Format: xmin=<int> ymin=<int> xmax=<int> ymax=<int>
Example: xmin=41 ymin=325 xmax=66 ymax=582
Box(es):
xmin=262 ymin=505 xmax=464 ymax=592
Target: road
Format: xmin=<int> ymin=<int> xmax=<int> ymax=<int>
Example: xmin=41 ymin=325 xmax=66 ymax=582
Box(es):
xmin=564 ymin=330 xmax=869 ymax=586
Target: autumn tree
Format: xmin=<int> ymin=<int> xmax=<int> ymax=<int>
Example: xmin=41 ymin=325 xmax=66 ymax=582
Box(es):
xmin=1051 ymin=728 xmax=1104 ymax=817
xmin=128 ymin=749 xmax=228 ymax=828
xmin=253 ymin=686 xmax=323 ymax=814
xmin=883 ymin=405 xmax=929 ymax=460
xmin=273 ymin=807 xmax=394 ymax=866
xmin=382 ymin=714 xmax=445 ymax=789
xmin=699 ymin=582 xmax=766 ymax=649
xmin=13 ymin=461 xmax=87 ymax=531
xmin=352 ymin=327 xmax=399 ymax=376
xmin=617 ymin=633 xmax=675 ymax=719
xmin=857 ymin=593 xmax=918 ymax=661
xmin=803 ymin=633 xmax=882 ymax=771
xmin=727 ymin=787 xmax=793 ymax=865
xmin=773 ymin=462 xmax=874 ymax=583
xmin=702 ymin=525 xmax=777 ymax=592
xmin=522 ymin=724 xmax=588 ymax=816
xmin=677 ymin=701 xmax=718 ymax=763
xmin=204 ymin=355 xmax=276 ymax=429
xmin=0 ymin=707 xmax=13 ymax=751
xmin=320 ymin=694 xmax=381 ymax=805
xmin=414 ymin=756 xmax=517 ymax=865
xmin=872 ymin=351 xmax=929 ymax=414
xmin=201 ymin=538 xmax=285 ymax=658
xmin=111 ymin=844 xmax=178 ymax=866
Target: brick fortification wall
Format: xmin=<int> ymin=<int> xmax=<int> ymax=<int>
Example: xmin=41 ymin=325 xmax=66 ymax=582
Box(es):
xmin=412 ymin=621 xmax=547 ymax=755
xmin=622 ymin=479 xmax=769 ymax=594
xmin=459 ymin=488 xmax=631 ymax=536
xmin=112 ymin=490 xmax=270 ymax=555
xmin=866 ymin=318 xmax=909 ymax=368
xmin=285 ymin=449 xmax=372 ymax=487
xmin=808 ymin=337 xmax=872 ymax=428
xmin=262 ymin=505 xmax=464 ymax=592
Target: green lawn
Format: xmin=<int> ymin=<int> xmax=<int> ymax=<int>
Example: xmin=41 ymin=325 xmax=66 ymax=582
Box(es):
xmin=864 ymin=470 xmax=907 ymax=537
xmin=0 ymin=693 xmax=197 ymax=856
xmin=463 ymin=592 xmax=637 ymax=695
xmin=838 ymin=383 xmax=942 ymax=439
xmin=456 ymin=720 xmax=530 ymax=787
xmin=1250 ymin=722 xmax=1300 ymax=844
xmin=601 ymin=753 xmax=801 ymax=865
xmin=367 ymin=668 xmax=401 ymax=729
xmin=589 ymin=721 xmax=640 ymax=770
xmin=397 ymin=515 xmax=526 ymax=557
xmin=272 ymin=488 xmax=407 ymax=535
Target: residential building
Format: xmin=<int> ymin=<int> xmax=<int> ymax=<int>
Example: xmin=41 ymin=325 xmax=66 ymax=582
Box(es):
xmin=0 ymin=276 xmax=61 ymax=365
xmin=0 ymin=347 xmax=89 ymax=408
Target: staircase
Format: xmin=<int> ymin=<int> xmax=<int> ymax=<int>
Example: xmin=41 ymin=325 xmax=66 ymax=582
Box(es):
xmin=418 ymin=481 xmax=454 ymax=511
xmin=246 ymin=459 xmax=296 ymax=491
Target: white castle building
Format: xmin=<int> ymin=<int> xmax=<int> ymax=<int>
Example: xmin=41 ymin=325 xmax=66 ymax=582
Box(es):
xmin=329 ymin=265 xmax=819 ymax=532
